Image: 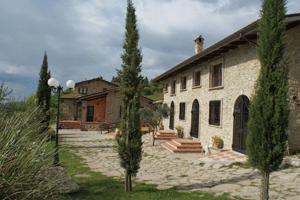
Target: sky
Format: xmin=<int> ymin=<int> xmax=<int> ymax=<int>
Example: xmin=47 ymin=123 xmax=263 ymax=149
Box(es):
xmin=0 ymin=0 xmax=299 ymax=99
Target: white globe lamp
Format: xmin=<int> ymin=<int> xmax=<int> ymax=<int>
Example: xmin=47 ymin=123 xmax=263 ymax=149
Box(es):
xmin=66 ymin=80 xmax=75 ymax=89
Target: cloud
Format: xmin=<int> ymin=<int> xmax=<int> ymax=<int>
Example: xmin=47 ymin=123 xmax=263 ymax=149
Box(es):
xmin=0 ymin=0 xmax=299 ymax=98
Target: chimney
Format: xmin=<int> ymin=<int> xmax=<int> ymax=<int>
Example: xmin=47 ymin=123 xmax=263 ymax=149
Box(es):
xmin=194 ymin=35 xmax=204 ymax=54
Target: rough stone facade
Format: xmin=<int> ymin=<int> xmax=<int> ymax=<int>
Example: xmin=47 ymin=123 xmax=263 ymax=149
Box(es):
xmin=161 ymin=25 xmax=300 ymax=151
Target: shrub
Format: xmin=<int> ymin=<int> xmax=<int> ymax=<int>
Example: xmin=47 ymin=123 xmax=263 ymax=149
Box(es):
xmin=175 ymin=126 xmax=184 ymax=138
xmin=0 ymin=107 xmax=62 ymax=200
xmin=212 ymin=136 xmax=224 ymax=149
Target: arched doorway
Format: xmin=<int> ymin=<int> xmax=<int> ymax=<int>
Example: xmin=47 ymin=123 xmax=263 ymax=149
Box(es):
xmin=169 ymin=101 xmax=175 ymax=130
xmin=232 ymin=95 xmax=250 ymax=153
xmin=190 ymin=99 xmax=200 ymax=138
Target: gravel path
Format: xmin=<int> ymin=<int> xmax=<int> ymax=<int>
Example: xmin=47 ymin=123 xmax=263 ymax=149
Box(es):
xmin=60 ymin=129 xmax=300 ymax=200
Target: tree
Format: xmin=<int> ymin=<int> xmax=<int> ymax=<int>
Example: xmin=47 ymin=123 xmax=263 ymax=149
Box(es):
xmin=140 ymin=104 xmax=169 ymax=146
xmin=0 ymin=82 xmax=12 ymax=104
xmin=36 ymin=52 xmax=52 ymax=131
xmin=247 ymin=1 xmax=288 ymax=199
xmin=116 ymin=0 xmax=143 ymax=192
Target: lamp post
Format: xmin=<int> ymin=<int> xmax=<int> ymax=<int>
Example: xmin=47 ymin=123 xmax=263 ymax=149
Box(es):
xmin=48 ymin=77 xmax=75 ymax=165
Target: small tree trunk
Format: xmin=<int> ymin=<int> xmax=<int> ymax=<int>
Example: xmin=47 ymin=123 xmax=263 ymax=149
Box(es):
xmin=125 ymin=169 xmax=129 ymax=192
xmin=152 ymin=127 xmax=157 ymax=146
xmin=129 ymin=174 xmax=132 ymax=192
xmin=260 ymin=171 xmax=270 ymax=200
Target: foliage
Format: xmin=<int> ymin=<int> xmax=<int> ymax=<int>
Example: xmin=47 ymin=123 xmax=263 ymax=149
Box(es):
xmin=140 ymin=104 xmax=169 ymax=145
xmin=212 ymin=136 xmax=224 ymax=149
xmin=175 ymin=126 xmax=184 ymax=138
xmin=112 ymin=70 xmax=163 ymax=101
xmin=0 ymin=82 xmax=12 ymax=103
xmin=61 ymin=149 xmax=234 ymax=200
xmin=36 ymin=52 xmax=52 ymax=130
xmin=246 ymin=0 xmax=288 ymax=199
xmin=0 ymin=84 xmax=37 ymax=115
xmin=0 ymin=108 xmax=61 ymax=199
xmin=116 ymin=0 xmax=143 ymax=192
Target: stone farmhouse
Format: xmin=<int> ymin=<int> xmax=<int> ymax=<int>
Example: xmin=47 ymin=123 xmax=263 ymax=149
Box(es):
xmin=60 ymin=77 xmax=153 ymax=130
xmin=154 ymin=13 xmax=300 ymax=153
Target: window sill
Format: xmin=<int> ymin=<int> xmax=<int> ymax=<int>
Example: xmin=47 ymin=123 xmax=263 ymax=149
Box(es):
xmin=209 ymin=86 xmax=224 ymax=90
xmin=170 ymin=94 xmax=176 ymax=97
xmin=209 ymin=124 xmax=222 ymax=128
xmin=180 ymin=89 xmax=187 ymax=92
xmin=179 ymin=119 xmax=186 ymax=121
xmin=192 ymin=85 xmax=201 ymax=89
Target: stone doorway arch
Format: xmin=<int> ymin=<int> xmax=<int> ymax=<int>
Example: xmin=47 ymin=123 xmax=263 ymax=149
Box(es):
xmin=190 ymin=99 xmax=200 ymax=138
xmin=232 ymin=95 xmax=250 ymax=153
xmin=169 ymin=101 xmax=175 ymax=130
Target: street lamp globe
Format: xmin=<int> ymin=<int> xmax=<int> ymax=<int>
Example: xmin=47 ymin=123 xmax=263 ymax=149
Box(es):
xmin=66 ymin=80 xmax=75 ymax=89
xmin=48 ymin=77 xmax=59 ymax=88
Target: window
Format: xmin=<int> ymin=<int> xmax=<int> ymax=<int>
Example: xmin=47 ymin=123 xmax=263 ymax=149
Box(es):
xmin=171 ymin=80 xmax=176 ymax=95
xmin=193 ymin=71 xmax=201 ymax=87
xmin=119 ymin=106 xmax=122 ymax=118
xmin=79 ymin=87 xmax=88 ymax=94
xmin=209 ymin=100 xmax=221 ymax=126
xmin=181 ymin=76 xmax=187 ymax=90
xmin=164 ymin=83 xmax=168 ymax=93
xmin=210 ymin=64 xmax=223 ymax=88
xmin=179 ymin=103 xmax=186 ymax=120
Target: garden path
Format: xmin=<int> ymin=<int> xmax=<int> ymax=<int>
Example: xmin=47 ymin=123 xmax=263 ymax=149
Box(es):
xmin=60 ymin=129 xmax=300 ymax=200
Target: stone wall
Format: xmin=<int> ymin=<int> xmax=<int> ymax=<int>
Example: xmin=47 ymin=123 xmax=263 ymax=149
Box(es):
xmin=161 ymin=25 xmax=300 ymax=151
xmin=105 ymin=91 xmax=154 ymax=124
xmin=285 ymin=25 xmax=300 ymax=152
xmin=61 ymin=99 xmax=77 ymax=120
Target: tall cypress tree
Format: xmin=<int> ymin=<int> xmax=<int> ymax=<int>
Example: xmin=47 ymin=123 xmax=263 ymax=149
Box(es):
xmin=247 ymin=0 xmax=288 ymax=199
xmin=116 ymin=0 xmax=143 ymax=192
xmin=37 ymin=52 xmax=52 ymax=131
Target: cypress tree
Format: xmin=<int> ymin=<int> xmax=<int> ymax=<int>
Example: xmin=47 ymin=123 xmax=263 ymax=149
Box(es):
xmin=247 ymin=0 xmax=288 ymax=199
xmin=36 ymin=52 xmax=52 ymax=131
xmin=116 ymin=0 xmax=143 ymax=192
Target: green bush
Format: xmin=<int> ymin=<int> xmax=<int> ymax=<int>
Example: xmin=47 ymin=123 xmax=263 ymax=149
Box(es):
xmin=212 ymin=136 xmax=224 ymax=149
xmin=0 ymin=107 xmax=62 ymax=200
xmin=175 ymin=126 xmax=184 ymax=138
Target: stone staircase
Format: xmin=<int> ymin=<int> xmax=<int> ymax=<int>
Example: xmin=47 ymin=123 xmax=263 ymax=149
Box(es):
xmin=154 ymin=130 xmax=177 ymax=140
xmin=162 ymin=139 xmax=204 ymax=153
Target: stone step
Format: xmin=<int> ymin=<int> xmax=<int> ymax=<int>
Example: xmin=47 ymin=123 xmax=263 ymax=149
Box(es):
xmin=156 ymin=133 xmax=176 ymax=137
xmin=162 ymin=142 xmax=203 ymax=153
xmin=162 ymin=139 xmax=204 ymax=153
xmin=167 ymin=141 xmax=202 ymax=149
xmin=172 ymin=139 xmax=201 ymax=146
xmin=155 ymin=134 xmax=177 ymax=140
xmin=155 ymin=136 xmax=177 ymax=140
xmin=158 ymin=130 xmax=176 ymax=134
xmin=155 ymin=130 xmax=177 ymax=140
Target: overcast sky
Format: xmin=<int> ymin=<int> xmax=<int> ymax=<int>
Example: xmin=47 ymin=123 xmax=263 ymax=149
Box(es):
xmin=0 ymin=0 xmax=299 ymax=98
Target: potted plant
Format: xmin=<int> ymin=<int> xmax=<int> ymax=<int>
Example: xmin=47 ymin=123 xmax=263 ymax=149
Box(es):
xmin=175 ymin=126 xmax=184 ymax=138
xmin=212 ymin=136 xmax=224 ymax=149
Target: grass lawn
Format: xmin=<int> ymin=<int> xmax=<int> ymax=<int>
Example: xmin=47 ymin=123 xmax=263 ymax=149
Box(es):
xmin=60 ymin=148 xmax=236 ymax=200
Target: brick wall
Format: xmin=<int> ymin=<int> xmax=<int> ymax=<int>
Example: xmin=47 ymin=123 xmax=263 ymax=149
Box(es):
xmin=81 ymin=96 xmax=106 ymax=123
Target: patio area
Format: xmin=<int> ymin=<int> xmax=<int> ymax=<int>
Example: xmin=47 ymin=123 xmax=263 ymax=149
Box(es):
xmin=60 ymin=129 xmax=300 ymax=200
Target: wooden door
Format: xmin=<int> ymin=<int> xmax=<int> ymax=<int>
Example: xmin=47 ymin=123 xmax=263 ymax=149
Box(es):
xmin=190 ymin=99 xmax=199 ymax=138
xmin=169 ymin=102 xmax=175 ymax=130
xmin=232 ymin=95 xmax=250 ymax=153
xmin=86 ymin=105 xmax=94 ymax=122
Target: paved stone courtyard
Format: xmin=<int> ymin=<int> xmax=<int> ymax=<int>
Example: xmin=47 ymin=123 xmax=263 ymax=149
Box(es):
xmin=60 ymin=129 xmax=300 ymax=200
